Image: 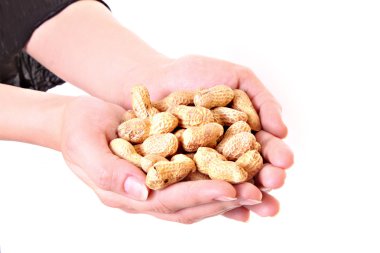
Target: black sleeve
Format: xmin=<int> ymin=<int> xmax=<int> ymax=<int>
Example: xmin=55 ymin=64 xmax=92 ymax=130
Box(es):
xmin=0 ymin=0 xmax=110 ymax=91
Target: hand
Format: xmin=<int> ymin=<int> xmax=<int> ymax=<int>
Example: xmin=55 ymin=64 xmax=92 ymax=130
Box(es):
xmin=60 ymin=96 xmax=262 ymax=223
xmin=121 ymin=55 xmax=294 ymax=220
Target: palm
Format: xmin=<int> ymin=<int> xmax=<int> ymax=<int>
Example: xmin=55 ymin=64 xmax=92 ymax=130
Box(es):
xmin=57 ymin=97 xmax=261 ymax=222
xmin=145 ymin=56 xmax=240 ymax=102
xmin=136 ymin=55 xmax=294 ymax=219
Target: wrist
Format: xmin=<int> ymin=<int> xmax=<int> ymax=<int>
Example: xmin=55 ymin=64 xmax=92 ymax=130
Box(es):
xmin=35 ymin=94 xmax=73 ymax=151
xmin=0 ymin=84 xmax=74 ymax=151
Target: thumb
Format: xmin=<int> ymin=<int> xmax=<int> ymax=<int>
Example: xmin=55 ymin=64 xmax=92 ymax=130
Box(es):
xmin=98 ymin=154 xmax=149 ymax=201
xmin=65 ymin=135 xmax=149 ymax=201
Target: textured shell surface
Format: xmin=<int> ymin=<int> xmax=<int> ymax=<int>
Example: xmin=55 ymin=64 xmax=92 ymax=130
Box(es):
xmin=140 ymin=133 xmax=178 ymax=157
xmin=221 ymin=132 xmax=256 ymax=161
xmin=231 ymin=89 xmax=261 ymax=131
xmin=169 ymin=105 xmax=214 ymax=128
xmin=194 ymin=85 xmax=234 ymax=108
xmin=236 ymin=149 xmax=263 ymax=180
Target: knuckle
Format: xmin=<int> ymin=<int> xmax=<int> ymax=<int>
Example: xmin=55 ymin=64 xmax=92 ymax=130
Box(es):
xmin=237 ymin=65 xmax=255 ymax=77
xmin=151 ymin=200 xmax=175 ymax=214
xmin=95 ymin=168 xmax=114 ymax=192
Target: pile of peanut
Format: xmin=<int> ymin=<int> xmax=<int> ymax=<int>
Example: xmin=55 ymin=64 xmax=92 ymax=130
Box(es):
xmin=110 ymin=85 xmax=264 ymax=190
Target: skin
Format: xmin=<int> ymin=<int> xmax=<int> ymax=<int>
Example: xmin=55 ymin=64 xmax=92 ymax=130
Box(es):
xmin=0 ymin=0 xmax=294 ymax=223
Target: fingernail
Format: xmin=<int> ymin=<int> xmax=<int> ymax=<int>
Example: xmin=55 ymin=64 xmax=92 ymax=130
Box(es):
xmin=197 ymin=205 xmax=240 ymax=222
xmin=124 ymin=177 xmax=149 ymax=201
xmin=239 ymin=199 xmax=262 ymax=206
xmin=260 ymin=187 xmax=272 ymax=193
xmin=214 ymin=196 xmax=238 ymax=202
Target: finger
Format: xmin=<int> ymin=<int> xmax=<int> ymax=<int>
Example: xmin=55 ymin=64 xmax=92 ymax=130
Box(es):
xmin=222 ymin=207 xmax=251 ymax=222
xmin=256 ymin=130 xmax=294 ymax=169
xmin=124 ymin=180 xmax=262 ymax=219
xmin=222 ymin=183 xmax=263 ymax=222
xmin=246 ymin=192 xmax=280 ymax=217
xmin=233 ymin=182 xmax=263 ymax=204
xmin=255 ymin=164 xmax=287 ymax=190
xmin=259 ymin=98 xmax=288 ymax=138
xmin=138 ymin=180 xmax=237 ymax=214
xmin=238 ymin=69 xmax=288 ymax=138
xmin=150 ymin=200 xmax=242 ymax=224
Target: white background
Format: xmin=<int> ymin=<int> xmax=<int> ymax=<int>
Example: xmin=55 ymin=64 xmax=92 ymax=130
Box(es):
xmin=1 ymin=0 xmax=380 ymax=252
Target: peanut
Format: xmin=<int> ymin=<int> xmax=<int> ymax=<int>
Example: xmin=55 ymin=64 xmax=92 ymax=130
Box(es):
xmin=153 ymin=91 xmax=196 ymax=111
xmin=253 ymin=141 xmax=262 ymax=153
xmin=194 ymin=85 xmax=234 ymax=108
xmin=145 ymin=154 xmax=196 ymax=190
xmin=179 ymin=123 xmax=224 ymax=152
xmin=149 ymin=112 xmax=178 ymax=135
xmin=117 ymin=112 xmax=178 ymax=143
xmin=194 ymin=147 xmax=247 ymax=183
xmin=117 ymin=118 xmax=150 ymax=144
xmin=220 ymin=132 xmax=256 ymax=161
xmin=174 ymin=128 xmax=186 ymax=140
xmin=131 ymin=85 xmax=159 ymax=119
xmin=140 ymin=154 xmax=168 ymax=173
xmin=168 ymin=105 xmax=214 ymax=128
xmin=212 ymin=107 xmax=248 ymax=126
xmin=109 ymin=138 xmax=143 ymax=168
xmin=134 ymin=133 xmax=178 ymax=157
xmin=185 ymin=170 xmax=211 ymax=181
xmin=236 ymin=149 xmax=263 ymax=181
xmin=216 ymin=121 xmax=251 ymax=153
xmin=231 ymin=89 xmax=261 ymax=131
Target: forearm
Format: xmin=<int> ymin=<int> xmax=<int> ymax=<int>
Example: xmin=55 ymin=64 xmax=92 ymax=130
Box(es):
xmin=26 ymin=0 xmax=168 ymax=108
xmin=0 ymin=84 xmax=71 ymax=150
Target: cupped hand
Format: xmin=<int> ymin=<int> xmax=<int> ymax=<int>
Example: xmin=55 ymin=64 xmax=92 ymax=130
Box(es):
xmin=122 ymin=55 xmax=294 ymax=220
xmin=59 ymin=96 xmax=263 ymax=223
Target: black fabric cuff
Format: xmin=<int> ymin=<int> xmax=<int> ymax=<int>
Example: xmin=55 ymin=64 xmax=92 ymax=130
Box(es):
xmin=0 ymin=0 xmax=110 ymax=90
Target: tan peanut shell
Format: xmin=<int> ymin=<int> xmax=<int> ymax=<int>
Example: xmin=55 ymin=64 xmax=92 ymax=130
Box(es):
xmin=180 ymin=123 xmax=224 ymax=152
xmin=134 ymin=133 xmax=178 ymax=157
xmin=131 ymin=85 xmax=158 ymax=119
xmin=149 ymin=112 xmax=178 ymax=135
xmin=117 ymin=118 xmax=150 ymax=144
xmin=109 ymin=138 xmax=143 ymax=168
xmin=141 ymin=154 xmax=168 ymax=173
xmin=174 ymin=128 xmax=185 ymax=140
xmin=212 ymin=107 xmax=248 ymax=126
xmin=253 ymin=141 xmax=262 ymax=153
xmin=216 ymin=121 xmax=251 ymax=153
xmin=194 ymin=147 xmax=247 ymax=183
xmin=236 ymin=150 xmax=263 ymax=181
xmin=145 ymin=154 xmax=196 ymax=190
xmin=231 ymin=89 xmax=261 ymax=131
xmin=168 ymin=105 xmax=214 ymax=128
xmin=185 ymin=170 xmax=211 ymax=181
xmin=153 ymin=91 xmax=195 ymax=111
xmin=193 ymin=85 xmax=234 ymax=109
xmin=221 ymin=132 xmax=256 ymax=161
xmin=195 ymin=147 xmax=226 ymax=163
